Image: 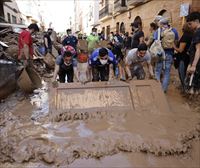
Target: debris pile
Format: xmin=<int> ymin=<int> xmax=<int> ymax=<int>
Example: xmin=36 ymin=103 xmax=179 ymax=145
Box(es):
xmin=0 ymin=26 xmax=59 ymax=99
xmin=0 ymin=27 xmax=19 ymax=60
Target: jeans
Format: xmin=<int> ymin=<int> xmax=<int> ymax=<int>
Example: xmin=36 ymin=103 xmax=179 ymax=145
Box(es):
xmin=130 ymin=63 xmax=145 ymax=80
xmin=155 ymin=51 xmax=173 ymax=92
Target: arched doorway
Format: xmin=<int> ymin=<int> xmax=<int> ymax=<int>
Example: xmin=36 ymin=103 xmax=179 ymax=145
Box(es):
xmin=116 ymin=22 xmax=120 ymax=33
xmin=106 ymin=25 xmax=110 ymax=40
xmin=134 ymin=16 xmax=142 ymax=28
xmin=120 ymin=22 xmax=125 ymax=34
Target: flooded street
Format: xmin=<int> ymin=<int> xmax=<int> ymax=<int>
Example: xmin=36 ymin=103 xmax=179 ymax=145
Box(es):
xmin=0 ymin=79 xmax=200 ymax=168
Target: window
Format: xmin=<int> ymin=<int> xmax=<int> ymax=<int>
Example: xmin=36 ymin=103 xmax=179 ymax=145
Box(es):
xmin=120 ymin=22 xmax=125 ymax=34
xmin=116 ymin=22 xmax=120 ymax=33
xmin=7 ymin=13 xmax=11 ymax=23
xmin=102 ymin=27 xmax=105 ymax=37
xmin=20 ymin=18 xmax=23 ymax=24
xmin=134 ymin=16 xmax=142 ymax=28
xmin=100 ymin=0 xmax=104 ymax=4
xmin=12 ymin=15 xmax=17 ymax=24
xmin=121 ymin=0 xmax=126 ymax=7
xmin=106 ymin=25 xmax=110 ymax=40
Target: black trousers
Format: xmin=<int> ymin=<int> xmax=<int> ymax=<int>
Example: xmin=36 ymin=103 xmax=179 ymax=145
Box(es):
xmin=192 ymin=60 xmax=200 ymax=90
xmin=58 ymin=65 xmax=74 ymax=83
xmin=92 ymin=65 xmax=109 ymax=81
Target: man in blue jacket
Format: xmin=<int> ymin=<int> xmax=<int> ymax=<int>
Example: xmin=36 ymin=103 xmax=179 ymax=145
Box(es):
xmin=62 ymin=29 xmax=78 ymax=51
xmin=89 ymin=47 xmax=118 ymax=81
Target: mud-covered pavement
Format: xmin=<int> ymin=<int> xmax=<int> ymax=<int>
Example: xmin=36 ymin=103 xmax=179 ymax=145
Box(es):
xmin=0 ymin=79 xmax=200 ymax=168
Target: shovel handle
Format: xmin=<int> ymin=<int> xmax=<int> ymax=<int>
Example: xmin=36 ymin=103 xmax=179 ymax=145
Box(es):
xmin=189 ymin=74 xmax=194 ymax=86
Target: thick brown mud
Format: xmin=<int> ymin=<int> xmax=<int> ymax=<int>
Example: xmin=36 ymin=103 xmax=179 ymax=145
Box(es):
xmin=0 ymin=80 xmax=200 ymax=167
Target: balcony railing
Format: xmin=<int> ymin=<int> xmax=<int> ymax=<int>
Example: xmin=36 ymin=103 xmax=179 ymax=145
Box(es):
xmin=99 ymin=5 xmax=112 ymax=20
xmin=127 ymin=0 xmax=145 ymax=7
xmin=114 ymin=0 xmax=127 ymax=14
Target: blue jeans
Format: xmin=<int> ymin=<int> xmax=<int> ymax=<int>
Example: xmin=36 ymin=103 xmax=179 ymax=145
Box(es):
xmin=155 ymin=51 xmax=173 ymax=92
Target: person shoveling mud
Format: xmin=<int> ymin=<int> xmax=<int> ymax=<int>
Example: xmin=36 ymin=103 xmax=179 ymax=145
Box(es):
xmin=17 ymin=23 xmax=43 ymax=94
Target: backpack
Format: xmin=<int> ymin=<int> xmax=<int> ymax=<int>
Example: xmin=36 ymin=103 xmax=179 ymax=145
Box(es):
xmin=161 ymin=28 xmax=175 ymax=49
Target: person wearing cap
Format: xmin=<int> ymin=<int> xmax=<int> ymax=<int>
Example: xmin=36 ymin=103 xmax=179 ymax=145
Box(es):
xmin=86 ymin=27 xmax=99 ymax=54
xmin=44 ymin=28 xmax=53 ymax=54
xmin=131 ymin=22 xmax=144 ymax=49
xmin=153 ymin=18 xmax=179 ymax=43
xmin=154 ymin=17 xmax=178 ymax=93
xmin=62 ymin=29 xmax=78 ymax=51
xmin=18 ymin=23 xmax=39 ymax=67
xmin=154 ymin=15 xmax=164 ymax=27
xmin=125 ymin=43 xmax=154 ymax=80
xmin=89 ymin=47 xmax=118 ymax=81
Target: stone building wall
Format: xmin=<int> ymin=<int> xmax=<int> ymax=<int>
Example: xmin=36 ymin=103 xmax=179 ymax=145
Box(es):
xmin=100 ymin=0 xmax=196 ymax=39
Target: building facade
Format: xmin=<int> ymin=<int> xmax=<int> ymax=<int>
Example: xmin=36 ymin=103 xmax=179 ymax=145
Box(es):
xmin=3 ymin=0 xmax=24 ymax=24
xmin=0 ymin=0 xmax=11 ymax=22
xmin=99 ymin=0 xmax=200 ymax=39
xmin=73 ymin=0 xmax=99 ymax=35
xmin=16 ymin=0 xmax=44 ymax=27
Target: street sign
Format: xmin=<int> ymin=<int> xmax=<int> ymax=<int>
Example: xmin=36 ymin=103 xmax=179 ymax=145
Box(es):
xmin=180 ymin=3 xmax=190 ymax=17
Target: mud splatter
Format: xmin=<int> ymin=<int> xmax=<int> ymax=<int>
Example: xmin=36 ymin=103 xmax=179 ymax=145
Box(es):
xmin=0 ymin=123 xmax=199 ymax=166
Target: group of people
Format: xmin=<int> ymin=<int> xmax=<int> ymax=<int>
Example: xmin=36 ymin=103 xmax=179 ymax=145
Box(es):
xmin=17 ymin=11 xmax=200 ymax=95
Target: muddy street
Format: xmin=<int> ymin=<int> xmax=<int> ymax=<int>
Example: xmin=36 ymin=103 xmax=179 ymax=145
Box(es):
xmin=0 ymin=2 xmax=200 ymax=167
xmin=0 ymin=78 xmax=200 ymax=168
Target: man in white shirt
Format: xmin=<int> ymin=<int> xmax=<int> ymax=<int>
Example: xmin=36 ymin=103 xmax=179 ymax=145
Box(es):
xmin=125 ymin=43 xmax=154 ymax=80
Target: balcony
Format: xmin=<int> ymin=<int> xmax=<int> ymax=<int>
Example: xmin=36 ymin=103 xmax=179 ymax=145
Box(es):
xmin=127 ymin=0 xmax=145 ymax=7
xmin=114 ymin=0 xmax=127 ymax=15
xmin=99 ymin=5 xmax=112 ymax=22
